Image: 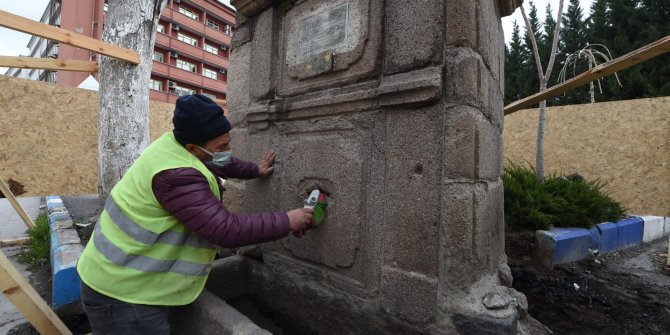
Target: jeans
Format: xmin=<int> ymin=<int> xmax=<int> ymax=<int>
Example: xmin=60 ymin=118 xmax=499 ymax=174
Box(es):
xmin=80 ymin=282 xmax=170 ymax=335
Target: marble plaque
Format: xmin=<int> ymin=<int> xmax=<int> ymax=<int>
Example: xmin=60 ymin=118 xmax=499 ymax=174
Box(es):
xmin=297 ymin=3 xmax=349 ymax=61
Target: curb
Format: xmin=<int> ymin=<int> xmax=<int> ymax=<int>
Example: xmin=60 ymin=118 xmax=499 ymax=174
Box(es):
xmin=536 ymin=215 xmax=670 ymax=269
xmin=46 ymin=196 xmax=83 ymax=308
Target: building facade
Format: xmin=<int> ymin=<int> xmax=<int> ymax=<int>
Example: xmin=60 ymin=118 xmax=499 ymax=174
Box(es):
xmin=5 ymin=0 xmax=234 ymax=107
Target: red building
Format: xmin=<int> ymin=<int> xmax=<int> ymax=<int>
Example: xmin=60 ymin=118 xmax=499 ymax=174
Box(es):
xmin=6 ymin=0 xmax=234 ymax=108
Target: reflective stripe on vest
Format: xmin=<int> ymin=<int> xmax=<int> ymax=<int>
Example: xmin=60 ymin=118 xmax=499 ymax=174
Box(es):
xmin=103 ymin=197 xmax=213 ymax=249
xmin=92 ymin=197 xmax=211 ymax=276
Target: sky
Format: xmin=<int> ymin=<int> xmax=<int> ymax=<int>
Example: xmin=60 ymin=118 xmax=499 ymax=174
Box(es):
xmin=1 ymin=1 xmax=594 ymax=73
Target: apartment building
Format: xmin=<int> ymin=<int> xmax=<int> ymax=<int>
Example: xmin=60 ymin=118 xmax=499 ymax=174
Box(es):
xmin=5 ymin=0 xmax=234 ymax=107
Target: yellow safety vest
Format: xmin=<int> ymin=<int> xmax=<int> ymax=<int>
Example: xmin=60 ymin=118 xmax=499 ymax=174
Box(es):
xmin=77 ymin=132 xmax=220 ymax=306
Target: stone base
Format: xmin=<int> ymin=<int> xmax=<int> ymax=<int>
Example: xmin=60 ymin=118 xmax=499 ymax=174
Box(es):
xmin=204 ymin=255 xmax=546 ymax=335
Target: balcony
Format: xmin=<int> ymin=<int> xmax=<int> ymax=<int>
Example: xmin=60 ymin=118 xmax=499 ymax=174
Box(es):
xmin=203 ymin=51 xmax=229 ymax=69
xmin=171 ymin=39 xmax=205 ymax=59
xmin=204 ymin=26 xmax=231 ymax=46
xmin=203 ymin=76 xmax=227 ymax=93
xmin=150 ymin=89 xmax=170 ymax=102
xmin=152 ymin=61 xmax=170 ymax=77
xmin=171 ymin=9 xmax=206 ymax=35
xmin=159 ymin=7 xmax=232 ymax=46
xmin=170 ymin=67 xmax=202 ymax=87
xmin=155 ymin=32 xmax=170 ymax=48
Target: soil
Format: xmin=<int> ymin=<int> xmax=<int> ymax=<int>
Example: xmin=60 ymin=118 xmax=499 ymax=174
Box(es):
xmin=507 ymin=233 xmax=670 ymax=335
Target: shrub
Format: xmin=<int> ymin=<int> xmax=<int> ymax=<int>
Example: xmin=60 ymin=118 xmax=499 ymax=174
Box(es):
xmin=503 ymin=162 xmax=626 ymax=233
xmin=18 ymin=215 xmax=51 ymax=270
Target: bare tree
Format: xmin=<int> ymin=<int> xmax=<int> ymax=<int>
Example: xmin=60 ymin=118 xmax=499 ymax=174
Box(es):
xmin=521 ymin=0 xmax=565 ymax=182
xmin=98 ymin=0 xmax=167 ymax=204
xmin=558 ymin=44 xmax=622 ymax=103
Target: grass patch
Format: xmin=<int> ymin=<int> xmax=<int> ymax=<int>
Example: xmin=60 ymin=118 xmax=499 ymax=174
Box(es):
xmin=503 ymin=162 xmax=627 ymax=233
xmin=18 ymin=214 xmax=51 ymax=270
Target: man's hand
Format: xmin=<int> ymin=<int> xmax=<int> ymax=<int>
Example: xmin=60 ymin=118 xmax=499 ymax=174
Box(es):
xmin=258 ymin=150 xmax=276 ymax=178
xmin=287 ymin=208 xmax=314 ymax=238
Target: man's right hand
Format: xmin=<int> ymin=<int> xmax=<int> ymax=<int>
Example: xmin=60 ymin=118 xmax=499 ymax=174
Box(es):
xmin=287 ymin=208 xmax=314 ymax=234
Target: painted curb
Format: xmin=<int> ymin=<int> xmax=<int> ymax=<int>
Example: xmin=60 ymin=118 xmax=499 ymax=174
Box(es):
xmin=616 ymin=217 xmax=644 ymax=250
xmin=595 ymin=222 xmax=618 ymax=254
xmin=641 ymin=216 xmax=665 ymax=243
xmin=46 ymin=195 xmax=83 ymax=308
xmin=536 ymin=216 xmax=670 ymax=269
xmin=536 ymin=228 xmax=592 ymax=268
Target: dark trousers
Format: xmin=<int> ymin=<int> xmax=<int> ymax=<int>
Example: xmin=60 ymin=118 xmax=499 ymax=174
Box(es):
xmin=80 ymin=282 xmax=170 ymax=335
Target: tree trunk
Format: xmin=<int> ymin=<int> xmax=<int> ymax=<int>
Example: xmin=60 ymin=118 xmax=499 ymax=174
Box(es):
xmin=97 ymin=0 xmax=166 ymax=205
xmin=589 ymin=61 xmax=595 ymax=103
xmin=536 ymin=81 xmax=547 ymax=182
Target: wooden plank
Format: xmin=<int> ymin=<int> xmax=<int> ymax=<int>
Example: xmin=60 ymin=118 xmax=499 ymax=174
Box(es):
xmin=215 ymin=99 xmax=227 ymax=106
xmin=0 ymin=9 xmax=139 ymax=65
xmin=0 ymin=250 xmax=72 ymax=335
xmin=504 ymin=35 xmax=670 ymax=115
xmin=0 ymin=56 xmax=98 ymax=72
xmin=0 ymin=237 xmax=30 ymax=247
xmin=0 ymin=178 xmax=35 ymax=230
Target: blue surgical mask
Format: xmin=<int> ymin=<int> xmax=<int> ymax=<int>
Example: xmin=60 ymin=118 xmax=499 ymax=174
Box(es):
xmin=198 ymin=146 xmax=233 ymax=167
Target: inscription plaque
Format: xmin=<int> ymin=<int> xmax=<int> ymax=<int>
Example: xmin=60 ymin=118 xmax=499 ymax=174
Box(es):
xmin=298 ymin=3 xmax=349 ymax=61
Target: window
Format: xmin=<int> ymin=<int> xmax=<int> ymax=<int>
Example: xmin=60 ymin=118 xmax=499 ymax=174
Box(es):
xmin=156 ymin=24 xmax=165 ymax=34
xmin=176 ymin=59 xmax=197 ymax=73
xmin=153 ymin=51 xmax=164 ymax=62
xmin=174 ymin=85 xmax=196 ymax=96
xmin=177 ymin=32 xmax=198 ymax=47
xmin=223 ymin=24 xmax=231 ymax=35
xmin=202 ymin=68 xmax=217 ymax=79
xmin=150 ymin=79 xmax=162 ymax=91
xmin=204 ymin=44 xmax=218 ymax=54
xmin=206 ymin=19 xmax=219 ymax=30
xmin=179 ymin=6 xmax=199 ymax=21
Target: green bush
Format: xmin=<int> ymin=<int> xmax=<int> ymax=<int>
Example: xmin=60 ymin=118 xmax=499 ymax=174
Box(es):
xmin=18 ymin=214 xmax=51 ymax=270
xmin=503 ymin=163 xmax=627 ymax=232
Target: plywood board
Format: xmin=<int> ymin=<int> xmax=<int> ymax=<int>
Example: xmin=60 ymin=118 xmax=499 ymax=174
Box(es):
xmin=0 ymin=75 xmax=174 ymax=197
xmin=504 ymin=97 xmax=670 ymax=216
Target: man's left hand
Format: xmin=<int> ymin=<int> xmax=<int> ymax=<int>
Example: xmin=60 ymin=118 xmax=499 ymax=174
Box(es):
xmin=258 ymin=150 xmax=276 ymax=178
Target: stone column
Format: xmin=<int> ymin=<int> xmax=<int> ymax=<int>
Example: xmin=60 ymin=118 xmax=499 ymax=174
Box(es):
xmin=226 ymin=0 xmax=540 ymax=334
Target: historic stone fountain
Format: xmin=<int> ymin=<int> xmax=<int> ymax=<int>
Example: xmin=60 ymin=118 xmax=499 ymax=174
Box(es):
xmin=215 ymin=0 xmax=544 ymax=333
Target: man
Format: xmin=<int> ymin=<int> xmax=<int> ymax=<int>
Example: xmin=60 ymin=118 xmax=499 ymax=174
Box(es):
xmin=77 ymin=94 xmax=313 ymax=334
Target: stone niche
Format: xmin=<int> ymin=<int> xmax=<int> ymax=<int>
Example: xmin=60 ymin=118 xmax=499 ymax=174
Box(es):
xmin=224 ymin=0 xmax=542 ymax=334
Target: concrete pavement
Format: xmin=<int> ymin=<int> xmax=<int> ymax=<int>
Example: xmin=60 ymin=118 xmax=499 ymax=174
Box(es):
xmin=0 ymin=196 xmax=42 ymax=334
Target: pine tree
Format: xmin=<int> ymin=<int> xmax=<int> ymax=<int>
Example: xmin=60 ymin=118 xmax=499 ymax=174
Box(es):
xmin=556 ymin=0 xmax=589 ymax=105
xmin=586 ymin=0 xmax=609 ymax=46
xmin=521 ymin=1 xmax=542 ymax=97
xmin=605 ymin=0 xmax=645 ymax=100
xmin=541 ymin=4 xmax=561 ymax=106
xmin=638 ymin=0 xmax=670 ymax=97
xmin=505 ymin=21 xmax=527 ymax=104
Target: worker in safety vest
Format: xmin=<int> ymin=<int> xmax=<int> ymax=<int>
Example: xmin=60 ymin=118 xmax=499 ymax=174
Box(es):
xmin=77 ymin=94 xmax=313 ymax=334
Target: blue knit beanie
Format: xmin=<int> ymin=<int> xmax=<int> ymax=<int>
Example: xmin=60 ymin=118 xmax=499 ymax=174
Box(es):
xmin=172 ymin=94 xmax=232 ymax=145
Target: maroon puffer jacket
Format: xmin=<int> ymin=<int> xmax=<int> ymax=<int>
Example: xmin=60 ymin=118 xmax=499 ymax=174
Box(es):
xmin=151 ymin=156 xmax=290 ymax=248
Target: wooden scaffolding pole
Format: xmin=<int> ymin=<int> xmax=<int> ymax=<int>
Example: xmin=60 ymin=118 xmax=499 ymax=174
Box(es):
xmin=0 ymin=250 xmax=72 ymax=335
xmin=504 ymin=35 xmax=670 ymax=115
xmin=0 ymin=178 xmax=35 ymax=230
xmin=0 ymin=9 xmax=140 ymax=64
xmin=0 ymin=56 xmax=98 ymax=72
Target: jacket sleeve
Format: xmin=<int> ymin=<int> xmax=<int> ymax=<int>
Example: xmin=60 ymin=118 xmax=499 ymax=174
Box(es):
xmin=152 ymin=168 xmax=290 ymax=248
xmin=208 ymin=156 xmax=259 ymax=180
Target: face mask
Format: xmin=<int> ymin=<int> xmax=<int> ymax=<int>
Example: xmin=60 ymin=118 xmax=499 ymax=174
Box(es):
xmin=198 ymin=146 xmax=233 ymax=167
